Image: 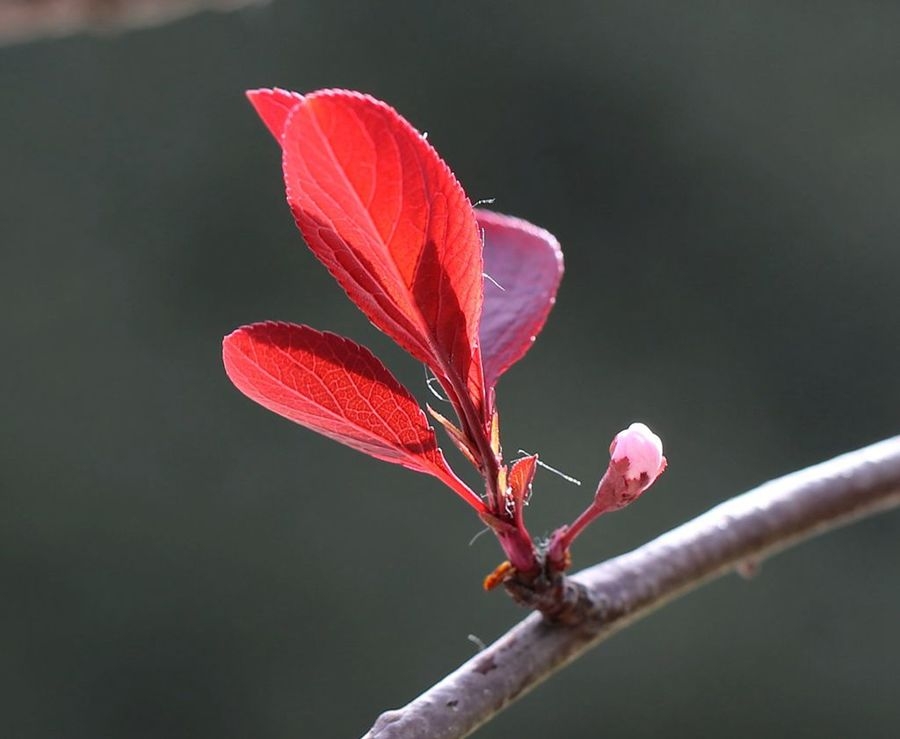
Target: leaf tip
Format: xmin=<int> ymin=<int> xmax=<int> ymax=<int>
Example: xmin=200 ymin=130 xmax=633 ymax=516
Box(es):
xmin=246 ymin=88 xmax=305 ymax=142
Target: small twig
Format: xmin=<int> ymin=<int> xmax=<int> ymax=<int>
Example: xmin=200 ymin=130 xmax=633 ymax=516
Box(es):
xmin=363 ymin=436 xmax=900 ymax=739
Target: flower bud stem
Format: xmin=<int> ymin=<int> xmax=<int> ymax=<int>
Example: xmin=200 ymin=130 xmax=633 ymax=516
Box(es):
xmin=546 ymin=460 xmax=651 ymax=569
xmin=545 ymin=496 xmax=604 ymax=569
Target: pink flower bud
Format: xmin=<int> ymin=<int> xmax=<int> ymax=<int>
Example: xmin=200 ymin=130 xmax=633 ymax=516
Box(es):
xmin=545 ymin=422 xmax=668 ymax=566
xmin=609 ymin=422 xmax=665 ymax=484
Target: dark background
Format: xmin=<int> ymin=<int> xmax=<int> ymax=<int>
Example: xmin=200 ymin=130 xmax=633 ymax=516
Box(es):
xmin=2 ymin=2 xmax=898 ymax=737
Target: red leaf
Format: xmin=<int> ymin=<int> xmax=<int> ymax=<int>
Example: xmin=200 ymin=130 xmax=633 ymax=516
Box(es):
xmin=248 ymin=88 xmax=487 ymax=429
xmin=223 ymin=322 xmax=485 ymax=512
xmin=508 ymin=454 xmax=538 ymax=507
xmin=246 ymin=88 xmax=304 ymax=141
xmin=477 ymin=210 xmax=563 ymax=387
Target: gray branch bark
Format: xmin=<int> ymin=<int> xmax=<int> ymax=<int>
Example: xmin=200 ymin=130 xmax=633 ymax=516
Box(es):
xmin=0 ymin=0 xmax=265 ymax=44
xmin=363 ymin=435 xmax=900 ymax=739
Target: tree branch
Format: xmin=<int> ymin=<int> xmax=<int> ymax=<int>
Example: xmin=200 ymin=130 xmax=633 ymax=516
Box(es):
xmin=0 ymin=0 xmax=266 ymax=45
xmin=363 ymin=436 xmax=900 ymax=739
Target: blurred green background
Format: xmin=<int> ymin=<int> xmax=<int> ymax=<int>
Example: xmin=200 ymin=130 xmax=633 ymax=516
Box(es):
xmin=2 ymin=2 xmax=898 ymax=737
